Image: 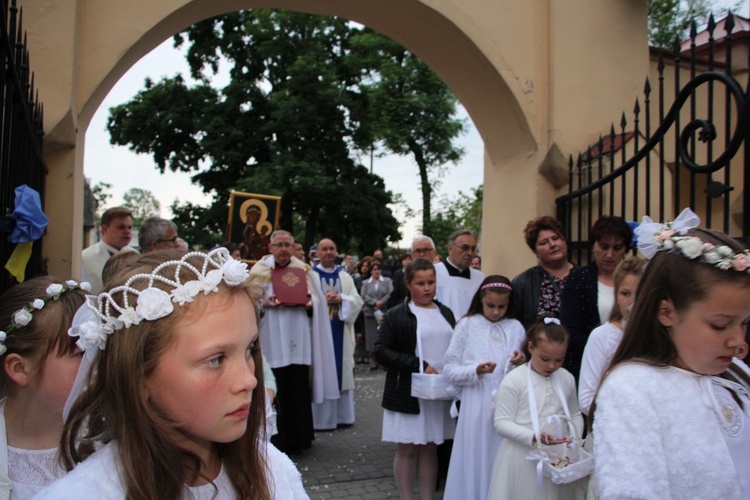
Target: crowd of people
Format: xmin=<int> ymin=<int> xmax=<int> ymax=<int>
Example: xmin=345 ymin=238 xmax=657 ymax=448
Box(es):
xmin=0 ymin=205 xmax=746 ymax=499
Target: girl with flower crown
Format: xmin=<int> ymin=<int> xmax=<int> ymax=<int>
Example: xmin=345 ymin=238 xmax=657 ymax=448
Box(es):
xmin=0 ymin=276 xmax=89 ymax=498
xmin=442 ymin=275 xmax=525 ymax=500
xmin=35 ymin=249 xmax=306 ymax=499
xmin=593 ymin=209 xmax=750 ymax=499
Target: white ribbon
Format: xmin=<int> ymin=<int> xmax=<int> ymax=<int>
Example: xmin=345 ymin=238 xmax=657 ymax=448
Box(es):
xmin=64 ymin=300 xmax=101 ymax=421
xmin=526 ymin=366 xmax=575 ymax=491
xmin=543 ymin=317 xmax=560 ymax=325
xmin=671 ymin=207 xmax=702 ymax=234
xmin=635 ymin=207 xmax=701 ymax=259
xmin=525 ymin=448 xmax=549 ymax=491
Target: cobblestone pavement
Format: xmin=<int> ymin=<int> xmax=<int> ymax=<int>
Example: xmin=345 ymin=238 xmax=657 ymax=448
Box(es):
xmin=291 ymin=364 xmax=445 ymax=499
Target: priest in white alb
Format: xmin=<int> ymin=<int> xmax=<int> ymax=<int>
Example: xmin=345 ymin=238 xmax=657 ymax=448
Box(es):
xmin=249 ymin=230 xmax=339 ymax=454
xmin=434 ymin=230 xmax=485 ymax=319
xmin=311 ymin=238 xmax=364 ymax=430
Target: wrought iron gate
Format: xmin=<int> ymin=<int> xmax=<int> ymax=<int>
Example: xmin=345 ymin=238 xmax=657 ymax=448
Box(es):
xmin=556 ymin=13 xmax=749 ymax=264
xmin=0 ymin=0 xmax=47 ymax=293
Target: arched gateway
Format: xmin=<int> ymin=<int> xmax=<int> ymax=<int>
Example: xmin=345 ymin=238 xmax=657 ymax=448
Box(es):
xmin=23 ymin=0 xmax=648 ymax=277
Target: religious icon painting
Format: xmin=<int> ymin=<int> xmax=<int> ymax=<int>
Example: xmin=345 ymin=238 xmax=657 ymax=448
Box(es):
xmin=226 ymin=191 xmax=282 ymax=264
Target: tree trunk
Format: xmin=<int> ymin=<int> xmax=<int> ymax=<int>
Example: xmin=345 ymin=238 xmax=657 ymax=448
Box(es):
xmin=304 ymin=205 xmax=321 ymax=254
xmin=408 ymin=137 xmax=431 ymax=232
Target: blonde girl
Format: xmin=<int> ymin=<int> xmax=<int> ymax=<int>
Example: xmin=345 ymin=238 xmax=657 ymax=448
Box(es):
xmin=0 ymin=276 xmax=88 ymax=498
xmin=443 ymin=275 xmax=525 ymax=500
xmin=593 ymin=210 xmax=750 ymax=499
xmin=578 ymin=256 xmax=645 ymax=416
xmin=36 ymin=249 xmax=306 ymax=499
xmin=488 ymin=318 xmax=583 ymax=500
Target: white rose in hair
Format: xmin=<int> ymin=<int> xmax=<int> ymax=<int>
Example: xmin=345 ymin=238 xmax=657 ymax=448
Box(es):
xmin=32 ymin=299 xmax=45 ymax=310
xmin=677 ymin=237 xmax=703 ymax=259
xmin=77 ymin=320 xmax=108 ymax=351
xmin=13 ymin=308 xmax=32 ymax=326
xmin=46 ymin=284 xmax=64 ymax=297
xmin=66 ymin=280 xmax=78 ymax=288
xmin=136 ymin=288 xmax=174 ymax=321
xmin=703 ymin=249 xmax=721 ymax=264
xmin=118 ymin=307 xmax=142 ymax=328
xmin=716 ymin=245 xmax=734 ymax=257
xmin=221 ymin=259 xmax=249 ymax=286
xmin=198 ymin=269 xmax=223 ymax=294
xmin=171 ymin=281 xmax=202 ymax=306
xmin=80 ymin=282 xmax=92 ymax=291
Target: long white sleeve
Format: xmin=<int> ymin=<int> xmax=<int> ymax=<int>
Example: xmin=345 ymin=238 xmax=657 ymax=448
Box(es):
xmin=578 ymin=322 xmax=622 ymax=416
xmin=493 ymin=366 xmax=536 ymax=447
xmin=443 ymin=318 xmax=480 ymax=386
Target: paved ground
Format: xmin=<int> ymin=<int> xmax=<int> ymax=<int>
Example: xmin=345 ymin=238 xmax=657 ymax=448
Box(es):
xmin=291 ymin=364 xmax=445 ymax=499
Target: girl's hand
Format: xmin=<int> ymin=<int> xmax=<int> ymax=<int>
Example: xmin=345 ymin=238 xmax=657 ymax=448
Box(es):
xmin=476 ymin=361 xmax=497 ymax=375
xmin=535 ymin=432 xmax=572 ymax=446
xmin=425 ymin=364 xmax=439 ymax=374
xmin=510 ymin=350 xmax=525 ymax=366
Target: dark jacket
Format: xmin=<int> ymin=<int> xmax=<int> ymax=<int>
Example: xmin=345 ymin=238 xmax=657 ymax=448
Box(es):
xmin=558 ymin=260 xmax=600 ymax=382
xmin=512 ymin=264 xmax=577 ymax=329
xmin=374 ymin=301 xmax=456 ymax=414
xmin=386 ymin=269 xmax=408 ymax=309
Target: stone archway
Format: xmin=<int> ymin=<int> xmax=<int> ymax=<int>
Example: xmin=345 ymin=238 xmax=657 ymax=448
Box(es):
xmin=24 ymin=0 xmax=647 ymax=277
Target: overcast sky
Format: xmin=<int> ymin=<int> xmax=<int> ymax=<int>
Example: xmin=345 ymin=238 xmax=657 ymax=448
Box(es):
xmin=83 ymin=2 xmax=746 ymax=248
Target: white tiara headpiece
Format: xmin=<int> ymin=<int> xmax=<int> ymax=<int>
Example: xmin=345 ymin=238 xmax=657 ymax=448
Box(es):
xmin=634 ymin=208 xmax=750 ymax=272
xmin=69 ymin=248 xmax=249 ymax=351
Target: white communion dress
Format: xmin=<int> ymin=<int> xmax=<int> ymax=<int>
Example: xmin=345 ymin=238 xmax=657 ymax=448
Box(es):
xmin=487 ymin=364 xmax=583 ymax=500
xmin=381 ymin=303 xmax=455 ymax=445
xmin=443 ymin=315 xmax=525 ymax=500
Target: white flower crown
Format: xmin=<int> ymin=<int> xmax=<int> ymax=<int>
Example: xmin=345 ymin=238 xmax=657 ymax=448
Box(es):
xmin=70 ymin=248 xmax=250 ymax=352
xmin=634 ymin=208 xmax=750 ymax=272
xmin=0 ymin=280 xmax=92 ymax=355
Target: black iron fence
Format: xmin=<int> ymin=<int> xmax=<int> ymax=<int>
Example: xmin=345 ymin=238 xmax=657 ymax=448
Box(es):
xmin=557 ymin=13 xmax=749 ymax=264
xmin=0 ymin=0 xmax=46 ymax=293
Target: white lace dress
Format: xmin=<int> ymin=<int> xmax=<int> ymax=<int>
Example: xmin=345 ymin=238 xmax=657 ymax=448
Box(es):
xmin=6 ymin=447 xmax=64 ymax=499
xmin=443 ymin=315 xmax=525 ymax=500
xmin=0 ymin=399 xmax=67 ymax=499
xmin=595 ymin=362 xmax=750 ymax=499
xmin=487 ymin=364 xmax=583 ymax=500
xmin=381 ymin=304 xmax=455 ymax=445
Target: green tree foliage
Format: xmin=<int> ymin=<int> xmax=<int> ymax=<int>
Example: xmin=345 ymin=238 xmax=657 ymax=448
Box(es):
xmin=647 ymin=0 xmax=727 ymax=49
xmin=426 ymin=186 xmax=483 ymax=252
xmin=107 ymin=10 xmax=464 ymax=254
xmin=170 ymin=200 xmax=225 ymax=250
xmin=121 ymin=188 xmax=161 ymax=227
xmin=91 ymin=182 xmax=112 ymax=223
xmin=350 ymin=29 xmax=465 ymax=231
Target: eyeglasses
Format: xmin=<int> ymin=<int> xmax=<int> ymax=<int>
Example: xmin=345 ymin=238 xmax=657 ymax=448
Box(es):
xmin=412 ymin=247 xmax=434 ymax=255
xmin=270 ymin=242 xmax=293 ymax=248
xmin=157 ymin=237 xmax=179 ymax=246
xmin=455 ymin=244 xmax=477 ymax=252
